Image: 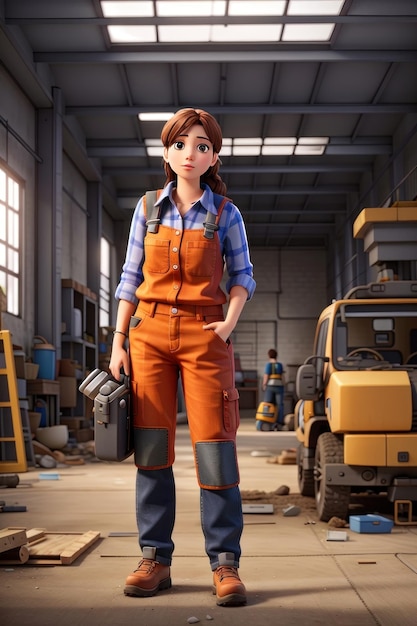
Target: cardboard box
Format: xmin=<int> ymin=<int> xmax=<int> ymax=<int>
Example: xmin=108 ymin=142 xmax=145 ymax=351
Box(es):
xmin=14 ymin=352 xmax=26 ymax=379
xmin=349 ymin=514 xmax=393 ymax=534
xmin=58 ymin=376 xmax=77 ymax=408
xmin=59 ymin=359 xmax=78 ymax=377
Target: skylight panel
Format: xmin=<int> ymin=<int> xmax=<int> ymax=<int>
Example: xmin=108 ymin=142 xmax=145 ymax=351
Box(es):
xmin=159 ymin=24 xmax=282 ymax=43
xmin=107 ymin=25 xmax=156 ymax=43
xmin=158 ymin=25 xmax=211 ymax=42
xmin=101 ymin=1 xmax=153 ymax=17
xmin=282 ymin=23 xmax=335 ymax=41
xmin=211 ymin=24 xmax=282 ymax=42
xmin=228 ymin=1 xmax=286 ymax=15
xmin=157 ymin=1 xmax=226 ymax=16
xmin=102 ymin=0 xmax=345 ymax=44
xmin=287 ymin=0 xmax=344 ymax=15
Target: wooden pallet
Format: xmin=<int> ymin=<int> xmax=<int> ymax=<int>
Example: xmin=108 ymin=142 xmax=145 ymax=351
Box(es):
xmin=0 ymin=527 xmax=101 ymax=565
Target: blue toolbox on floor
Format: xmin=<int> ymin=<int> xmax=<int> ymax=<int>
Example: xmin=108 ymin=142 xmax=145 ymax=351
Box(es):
xmin=349 ymin=514 xmax=394 ymax=534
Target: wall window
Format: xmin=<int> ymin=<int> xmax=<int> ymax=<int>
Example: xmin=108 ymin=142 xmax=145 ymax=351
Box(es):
xmin=99 ymin=236 xmax=111 ymax=327
xmin=0 ymin=165 xmax=21 ymax=316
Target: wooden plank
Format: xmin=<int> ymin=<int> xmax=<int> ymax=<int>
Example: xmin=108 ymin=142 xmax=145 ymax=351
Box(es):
xmin=27 ymin=530 xmax=101 ymax=565
xmin=26 ymin=528 xmax=46 ymax=542
xmin=0 ymin=528 xmax=27 ymax=553
xmin=60 ymin=531 xmax=101 ymax=565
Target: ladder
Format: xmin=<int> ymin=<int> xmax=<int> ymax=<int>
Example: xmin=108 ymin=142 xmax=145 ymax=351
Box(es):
xmin=0 ymin=330 xmax=27 ymax=472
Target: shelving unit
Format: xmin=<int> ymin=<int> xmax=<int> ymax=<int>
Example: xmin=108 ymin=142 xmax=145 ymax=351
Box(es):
xmin=61 ymin=280 xmax=98 ymax=418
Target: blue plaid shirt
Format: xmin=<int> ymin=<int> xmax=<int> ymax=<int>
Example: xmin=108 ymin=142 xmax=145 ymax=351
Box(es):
xmin=115 ymin=182 xmax=256 ymax=304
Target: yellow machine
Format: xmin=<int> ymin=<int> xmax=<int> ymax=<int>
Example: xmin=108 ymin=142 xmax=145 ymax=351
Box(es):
xmin=255 ymin=401 xmax=278 ymax=430
xmin=295 ymin=204 xmax=417 ymax=521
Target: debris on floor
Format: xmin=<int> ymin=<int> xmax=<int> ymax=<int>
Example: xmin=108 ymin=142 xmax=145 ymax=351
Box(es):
xmin=282 ymin=504 xmax=301 ymax=517
xmin=328 ymin=516 xmax=349 ymax=528
xmin=250 ymin=449 xmax=273 ymax=457
xmin=326 ymin=530 xmax=348 ymax=541
xmin=0 ymin=501 xmax=27 ymax=513
xmin=242 ymin=503 xmax=274 ymax=514
xmin=267 ymin=448 xmax=297 ymax=464
xmin=275 ymin=484 xmax=290 ymax=495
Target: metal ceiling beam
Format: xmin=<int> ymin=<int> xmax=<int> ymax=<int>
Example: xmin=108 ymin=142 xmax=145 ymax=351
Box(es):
xmin=35 ymin=50 xmax=417 ymax=64
xmin=103 ymin=164 xmax=370 ymax=175
xmin=88 ymin=144 xmax=390 ymax=158
xmin=230 ymin=186 xmax=358 ymax=195
xmin=8 ymin=16 xmax=417 ymax=26
xmin=72 ymin=104 xmax=415 ymax=116
xmin=246 ymin=223 xmax=335 ymax=231
xmin=117 ymin=186 xmax=357 ymax=197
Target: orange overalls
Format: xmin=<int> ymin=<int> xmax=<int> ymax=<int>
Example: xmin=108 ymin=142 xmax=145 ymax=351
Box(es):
xmin=128 ymin=206 xmax=243 ymax=568
xmin=129 ymin=219 xmax=240 ymax=490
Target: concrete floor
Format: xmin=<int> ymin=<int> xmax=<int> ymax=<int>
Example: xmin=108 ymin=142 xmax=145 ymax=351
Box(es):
xmin=1 ymin=418 xmax=417 ymax=626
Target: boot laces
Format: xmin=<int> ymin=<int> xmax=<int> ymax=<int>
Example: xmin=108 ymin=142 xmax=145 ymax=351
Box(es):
xmin=134 ymin=558 xmax=157 ymax=574
xmin=216 ymin=565 xmax=239 ymax=582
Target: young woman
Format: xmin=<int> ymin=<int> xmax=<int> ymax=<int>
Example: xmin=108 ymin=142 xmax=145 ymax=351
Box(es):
xmin=109 ymin=108 xmax=255 ymax=606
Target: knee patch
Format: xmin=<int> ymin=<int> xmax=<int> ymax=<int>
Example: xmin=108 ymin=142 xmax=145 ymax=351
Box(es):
xmin=195 ymin=440 xmax=239 ymax=489
xmin=134 ymin=428 xmax=169 ymax=468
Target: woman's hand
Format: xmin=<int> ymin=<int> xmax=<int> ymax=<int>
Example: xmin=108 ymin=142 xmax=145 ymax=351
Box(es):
xmin=202 ymin=320 xmax=233 ymax=343
xmin=109 ymin=342 xmax=130 ymax=380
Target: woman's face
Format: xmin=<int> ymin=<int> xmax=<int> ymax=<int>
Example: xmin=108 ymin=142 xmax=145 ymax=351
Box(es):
xmin=164 ymin=123 xmax=218 ymax=182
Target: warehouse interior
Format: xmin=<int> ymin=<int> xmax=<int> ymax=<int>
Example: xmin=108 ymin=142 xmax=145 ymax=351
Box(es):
xmin=1 ymin=2 xmax=417 ymax=624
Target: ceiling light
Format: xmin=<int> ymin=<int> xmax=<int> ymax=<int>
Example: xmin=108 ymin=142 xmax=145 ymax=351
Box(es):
xmin=262 ymin=145 xmax=294 ymax=155
xmin=234 ymin=138 xmax=262 ymax=145
xmin=294 ymin=145 xmax=326 ymax=155
xmin=233 ymin=146 xmax=261 ymax=156
xmin=298 ymin=137 xmax=329 ymax=145
xmin=138 ymin=112 xmax=174 ymax=121
xmin=145 ymin=138 xmax=164 ymax=157
xmin=264 ymin=137 xmax=297 ymax=145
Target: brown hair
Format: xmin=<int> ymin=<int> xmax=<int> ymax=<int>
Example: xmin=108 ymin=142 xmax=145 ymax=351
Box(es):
xmin=160 ymin=108 xmax=227 ymax=196
xmin=268 ymin=349 xmax=277 ymax=359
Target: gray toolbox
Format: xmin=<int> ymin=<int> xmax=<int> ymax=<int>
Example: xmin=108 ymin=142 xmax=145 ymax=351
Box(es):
xmin=79 ymin=369 xmax=133 ymax=461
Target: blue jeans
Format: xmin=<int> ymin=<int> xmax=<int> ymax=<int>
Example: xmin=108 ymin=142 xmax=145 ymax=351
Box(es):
xmin=264 ymin=386 xmax=285 ymax=425
xmin=136 ymin=467 xmax=243 ymax=569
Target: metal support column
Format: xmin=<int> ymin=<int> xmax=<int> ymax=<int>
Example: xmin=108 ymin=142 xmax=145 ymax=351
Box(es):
xmin=86 ymin=181 xmax=102 ymax=300
xmin=36 ymin=87 xmax=63 ymax=359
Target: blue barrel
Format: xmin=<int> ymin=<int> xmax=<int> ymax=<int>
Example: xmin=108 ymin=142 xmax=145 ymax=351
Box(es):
xmin=33 ymin=336 xmax=56 ymax=380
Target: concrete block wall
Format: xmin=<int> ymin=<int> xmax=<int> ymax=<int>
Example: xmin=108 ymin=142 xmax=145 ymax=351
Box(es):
xmin=234 ymin=247 xmax=328 ymax=387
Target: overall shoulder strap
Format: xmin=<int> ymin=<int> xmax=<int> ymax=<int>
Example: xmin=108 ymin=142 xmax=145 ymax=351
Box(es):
xmin=144 ymin=190 xmax=162 ymax=233
xmin=203 ymin=195 xmax=231 ymax=239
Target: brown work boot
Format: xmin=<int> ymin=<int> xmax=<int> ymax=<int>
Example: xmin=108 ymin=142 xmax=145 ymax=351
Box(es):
xmin=212 ymin=552 xmax=247 ymax=606
xmin=124 ymin=547 xmax=171 ymax=597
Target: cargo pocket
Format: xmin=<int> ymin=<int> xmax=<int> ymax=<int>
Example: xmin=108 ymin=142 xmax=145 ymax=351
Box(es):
xmin=223 ymin=387 xmax=240 ymax=432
